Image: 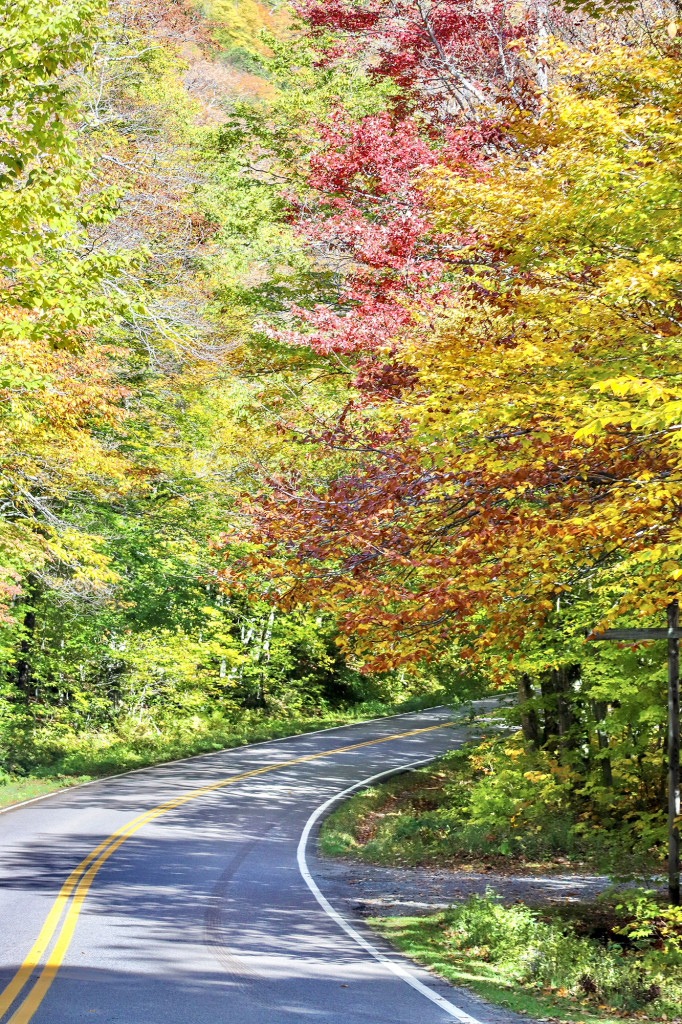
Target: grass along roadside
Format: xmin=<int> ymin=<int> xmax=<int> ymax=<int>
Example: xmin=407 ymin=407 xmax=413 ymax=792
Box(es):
xmin=0 ymin=697 xmax=438 ymax=811
xmin=369 ymin=893 xmax=682 ymax=1024
xmin=0 ymin=775 xmax=93 ymax=810
xmin=319 ymin=738 xmax=662 ymax=877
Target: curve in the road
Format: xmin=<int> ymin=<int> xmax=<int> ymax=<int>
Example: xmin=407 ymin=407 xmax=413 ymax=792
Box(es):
xmin=0 ymin=704 xmax=524 ymax=1024
xmin=1 ymin=721 xmax=451 ymax=1024
xmin=298 ymin=760 xmax=482 ymax=1024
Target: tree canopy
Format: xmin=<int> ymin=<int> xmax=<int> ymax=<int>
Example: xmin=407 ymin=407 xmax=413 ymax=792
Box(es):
xmin=2 ymin=0 xmax=682 ymax=901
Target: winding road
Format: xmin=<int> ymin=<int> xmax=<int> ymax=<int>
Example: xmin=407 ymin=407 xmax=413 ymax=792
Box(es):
xmin=0 ymin=704 xmax=523 ymax=1024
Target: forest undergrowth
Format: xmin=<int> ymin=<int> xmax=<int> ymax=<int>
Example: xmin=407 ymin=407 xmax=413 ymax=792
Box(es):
xmin=320 ymin=731 xmax=665 ymax=879
xmin=372 ymin=892 xmax=682 ymax=1024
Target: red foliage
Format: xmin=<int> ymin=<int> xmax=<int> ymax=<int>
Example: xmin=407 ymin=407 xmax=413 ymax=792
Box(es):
xmin=275 ymin=112 xmax=496 ymax=356
xmin=224 ymin=1 xmax=555 ymax=665
xmin=295 ymin=0 xmax=536 ymax=115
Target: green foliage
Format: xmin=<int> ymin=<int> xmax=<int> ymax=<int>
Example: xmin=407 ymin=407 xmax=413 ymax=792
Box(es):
xmin=321 ymin=730 xmax=665 ymax=875
xmin=0 ymin=699 xmax=413 ymax=808
xmin=2 ymin=703 xmax=393 ymax=781
xmin=0 ymin=0 xmax=103 ymax=183
xmin=373 ymin=892 xmax=682 ymax=1020
xmin=0 ymin=0 xmax=421 ymax=779
xmin=0 ymin=505 xmax=405 ymax=774
xmin=614 ymin=889 xmax=682 ymax=974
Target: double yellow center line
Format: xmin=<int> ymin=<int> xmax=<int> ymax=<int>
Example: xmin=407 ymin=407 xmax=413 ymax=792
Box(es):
xmin=0 ymin=720 xmax=452 ymax=1024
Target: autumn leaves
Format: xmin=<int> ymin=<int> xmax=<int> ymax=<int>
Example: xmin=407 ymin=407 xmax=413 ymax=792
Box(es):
xmin=224 ymin=2 xmax=682 ymax=685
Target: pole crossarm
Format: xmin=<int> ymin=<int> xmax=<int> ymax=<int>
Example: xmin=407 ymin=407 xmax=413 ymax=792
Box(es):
xmin=588 ymin=628 xmax=682 ymax=641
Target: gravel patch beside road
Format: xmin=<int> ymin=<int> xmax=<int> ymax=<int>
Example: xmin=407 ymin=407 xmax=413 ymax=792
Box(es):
xmin=313 ymin=857 xmax=659 ymax=918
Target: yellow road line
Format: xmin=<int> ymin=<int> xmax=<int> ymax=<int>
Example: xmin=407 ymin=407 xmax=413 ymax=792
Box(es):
xmin=1 ymin=720 xmax=453 ymax=1024
xmin=0 ymin=805 xmax=158 ymax=1020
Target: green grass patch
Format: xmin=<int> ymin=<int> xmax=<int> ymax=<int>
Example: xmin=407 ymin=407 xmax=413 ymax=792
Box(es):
xmin=370 ymin=893 xmax=682 ymax=1024
xmin=0 ymin=775 xmax=92 ymax=809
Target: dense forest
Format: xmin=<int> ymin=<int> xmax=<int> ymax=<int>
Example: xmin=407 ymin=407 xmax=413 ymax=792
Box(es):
xmin=1 ymin=0 xmax=435 ymax=782
xmin=2 ymin=0 xmax=682 ymax=911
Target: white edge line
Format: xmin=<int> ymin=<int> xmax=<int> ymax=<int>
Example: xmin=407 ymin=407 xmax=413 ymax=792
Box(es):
xmin=296 ymin=760 xmax=485 ymax=1024
xmin=0 ymin=705 xmax=452 ymax=819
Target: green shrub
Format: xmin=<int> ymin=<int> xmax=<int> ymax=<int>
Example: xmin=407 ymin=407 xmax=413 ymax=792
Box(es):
xmin=321 ymin=735 xmax=663 ymax=875
xmin=375 ymin=893 xmax=682 ymax=1018
xmin=0 ymin=700 xmax=404 ymax=784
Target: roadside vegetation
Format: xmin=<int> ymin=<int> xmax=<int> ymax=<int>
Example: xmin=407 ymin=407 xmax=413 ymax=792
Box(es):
xmin=0 ymin=697 xmax=433 ymax=809
xmin=321 ymin=711 xmax=682 ymax=1021
xmin=321 ymin=714 xmax=667 ymax=879
xmin=0 ymin=775 xmax=93 ymax=810
xmin=373 ymin=892 xmax=682 ymax=1024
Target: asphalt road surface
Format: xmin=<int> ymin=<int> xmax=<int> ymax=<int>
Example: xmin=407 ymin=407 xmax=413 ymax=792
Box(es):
xmin=0 ymin=703 xmax=525 ymax=1024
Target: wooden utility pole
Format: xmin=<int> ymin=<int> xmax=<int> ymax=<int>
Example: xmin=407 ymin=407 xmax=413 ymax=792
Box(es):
xmin=668 ymin=600 xmax=681 ymax=905
xmin=589 ymin=600 xmax=681 ymax=905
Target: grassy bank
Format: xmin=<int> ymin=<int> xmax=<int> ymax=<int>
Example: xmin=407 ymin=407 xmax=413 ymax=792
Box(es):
xmin=319 ymin=737 xmax=662 ymax=877
xmin=0 ymin=775 xmax=94 ymax=810
xmin=371 ymin=892 xmax=682 ymax=1024
xmin=0 ymin=698 xmax=434 ymax=810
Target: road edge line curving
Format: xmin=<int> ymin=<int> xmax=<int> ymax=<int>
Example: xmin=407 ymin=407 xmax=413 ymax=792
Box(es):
xmin=296 ymin=761 xmax=485 ymax=1024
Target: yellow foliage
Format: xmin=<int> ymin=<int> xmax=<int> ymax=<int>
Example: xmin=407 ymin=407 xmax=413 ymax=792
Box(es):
xmin=197 ymin=0 xmax=288 ymax=56
xmin=401 ymin=31 xmax=682 ymax=644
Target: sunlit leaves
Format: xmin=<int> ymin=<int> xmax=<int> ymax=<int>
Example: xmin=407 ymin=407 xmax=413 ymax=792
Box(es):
xmin=227 ymin=10 xmax=682 ymax=674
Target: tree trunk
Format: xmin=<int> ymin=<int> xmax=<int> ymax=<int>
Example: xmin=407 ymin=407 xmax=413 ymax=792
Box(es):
xmin=591 ymin=700 xmax=613 ymax=789
xmin=540 ymin=671 xmax=558 ymax=746
xmin=15 ymin=577 xmax=38 ymax=698
xmin=536 ymin=0 xmax=549 ymax=97
xmin=517 ymin=673 xmax=540 ymax=748
xmin=554 ymin=666 xmax=574 ymax=748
